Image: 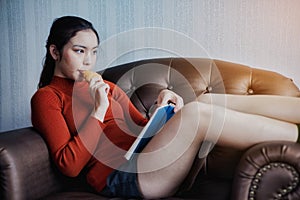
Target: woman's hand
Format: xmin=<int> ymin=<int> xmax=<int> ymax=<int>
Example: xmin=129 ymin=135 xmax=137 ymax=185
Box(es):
xmin=88 ymin=76 xmax=110 ymax=122
xmin=157 ymin=89 xmax=184 ymax=112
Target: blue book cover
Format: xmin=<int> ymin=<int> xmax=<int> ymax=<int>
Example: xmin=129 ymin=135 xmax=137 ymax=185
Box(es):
xmin=124 ymin=104 xmax=175 ymax=160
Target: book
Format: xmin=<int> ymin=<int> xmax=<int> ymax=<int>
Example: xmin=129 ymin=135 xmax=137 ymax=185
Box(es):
xmin=124 ymin=104 xmax=175 ymax=160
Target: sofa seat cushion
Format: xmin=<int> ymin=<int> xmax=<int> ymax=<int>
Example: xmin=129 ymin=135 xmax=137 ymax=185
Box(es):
xmin=42 ymin=192 xmax=111 ymax=200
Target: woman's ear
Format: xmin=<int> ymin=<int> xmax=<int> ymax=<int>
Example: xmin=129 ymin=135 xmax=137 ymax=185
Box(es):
xmin=49 ymin=45 xmax=60 ymax=61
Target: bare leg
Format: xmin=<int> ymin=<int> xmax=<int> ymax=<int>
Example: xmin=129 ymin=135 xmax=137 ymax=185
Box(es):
xmin=137 ymin=101 xmax=298 ymax=199
xmin=198 ymin=94 xmax=300 ymax=124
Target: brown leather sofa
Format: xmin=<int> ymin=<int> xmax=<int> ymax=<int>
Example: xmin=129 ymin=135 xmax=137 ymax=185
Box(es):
xmin=1 ymin=58 xmax=300 ymax=200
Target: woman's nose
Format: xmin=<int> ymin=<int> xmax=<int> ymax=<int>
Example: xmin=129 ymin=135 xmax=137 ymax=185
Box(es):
xmin=83 ymin=53 xmax=91 ymax=65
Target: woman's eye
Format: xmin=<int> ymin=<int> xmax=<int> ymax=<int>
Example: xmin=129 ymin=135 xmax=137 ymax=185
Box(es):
xmin=75 ymin=49 xmax=84 ymax=54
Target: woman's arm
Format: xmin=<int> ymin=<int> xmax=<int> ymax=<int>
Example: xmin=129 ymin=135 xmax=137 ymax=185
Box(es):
xmin=108 ymin=82 xmax=148 ymax=132
xmin=197 ymin=93 xmax=300 ymax=124
xmin=31 ymin=89 xmax=104 ymax=177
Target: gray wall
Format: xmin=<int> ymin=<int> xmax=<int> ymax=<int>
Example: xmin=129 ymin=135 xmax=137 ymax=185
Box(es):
xmin=1 ymin=0 xmax=300 ymax=132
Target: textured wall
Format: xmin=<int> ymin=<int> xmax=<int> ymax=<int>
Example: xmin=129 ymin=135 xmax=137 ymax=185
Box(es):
xmin=1 ymin=0 xmax=300 ymax=131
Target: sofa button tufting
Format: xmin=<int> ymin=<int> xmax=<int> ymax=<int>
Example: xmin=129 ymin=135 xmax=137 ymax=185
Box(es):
xmin=248 ymin=89 xmax=254 ymax=94
xmin=168 ymin=85 xmax=173 ymax=90
xmin=131 ymin=86 xmax=136 ymax=91
xmin=207 ymin=86 xmax=213 ymax=92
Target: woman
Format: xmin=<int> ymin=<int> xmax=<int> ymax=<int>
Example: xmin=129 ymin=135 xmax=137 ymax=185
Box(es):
xmin=31 ymin=16 xmax=300 ymax=199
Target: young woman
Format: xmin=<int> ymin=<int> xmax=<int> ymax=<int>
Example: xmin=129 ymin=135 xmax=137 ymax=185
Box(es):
xmin=31 ymin=16 xmax=300 ymax=199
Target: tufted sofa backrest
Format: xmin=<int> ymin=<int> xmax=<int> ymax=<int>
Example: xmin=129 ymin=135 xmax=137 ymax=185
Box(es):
xmin=101 ymin=58 xmax=300 ymax=117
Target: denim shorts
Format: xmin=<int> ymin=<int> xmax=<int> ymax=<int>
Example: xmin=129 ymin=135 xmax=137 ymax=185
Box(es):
xmin=99 ymin=156 xmax=143 ymax=198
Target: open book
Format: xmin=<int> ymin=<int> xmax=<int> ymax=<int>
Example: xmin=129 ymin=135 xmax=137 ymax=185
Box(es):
xmin=124 ymin=104 xmax=175 ymax=160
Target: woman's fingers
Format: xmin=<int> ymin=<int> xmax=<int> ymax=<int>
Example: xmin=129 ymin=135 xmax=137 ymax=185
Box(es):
xmin=173 ymin=97 xmax=184 ymax=112
xmin=89 ymin=76 xmax=103 ymax=86
xmin=162 ymin=96 xmax=183 ymax=112
xmin=98 ymin=82 xmax=110 ymax=94
xmin=158 ymin=89 xmax=184 ymax=112
xmin=88 ymin=76 xmax=110 ymax=102
xmin=91 ymin=81 xmax=110 ymax=95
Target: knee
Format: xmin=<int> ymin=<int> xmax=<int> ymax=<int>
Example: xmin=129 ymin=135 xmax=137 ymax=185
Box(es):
xmin=182 ymin=101 xmax=211 ymax=118
xmin=180 ymin=102 xmax=212 ymax=126
xmin=181 ymin=101 xmax=212 ymax=137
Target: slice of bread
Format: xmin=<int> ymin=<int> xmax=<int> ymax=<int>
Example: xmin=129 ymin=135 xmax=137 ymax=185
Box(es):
xmin=82 ymin=71 xmax=102 ymax=82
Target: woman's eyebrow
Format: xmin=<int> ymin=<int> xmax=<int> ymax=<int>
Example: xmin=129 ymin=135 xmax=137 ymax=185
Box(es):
xmin=72 ymin=44 xmax=98 ymax=49
xmin=73 ymin=44 xmax=86 ymax=48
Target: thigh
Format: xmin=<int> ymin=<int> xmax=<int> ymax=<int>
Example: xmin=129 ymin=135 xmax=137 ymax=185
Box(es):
xmin=198 ymin=94 xmax=300 ymax=124
xmin=138 ymin=101 xmax=207 ymax=172
xmin=137 ymin=101 xmax=207 ymax=198
xmin=136 ymin=101 xmax=298 ymax=198
xmin=214 ymin=106 xmax=298 ymax=149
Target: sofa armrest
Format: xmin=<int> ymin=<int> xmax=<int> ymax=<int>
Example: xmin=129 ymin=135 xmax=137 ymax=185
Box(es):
xmin=0 ymin=127 xmax=64 ymax=200
xmin=231 ymin=141 xmax=300 ymax=200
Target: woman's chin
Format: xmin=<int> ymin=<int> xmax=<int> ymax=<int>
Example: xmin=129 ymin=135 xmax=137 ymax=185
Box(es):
xmin=76 ymin=77 xmax=86 ymax=82
xmin=75 ymin=72 xmax=85 ymax=82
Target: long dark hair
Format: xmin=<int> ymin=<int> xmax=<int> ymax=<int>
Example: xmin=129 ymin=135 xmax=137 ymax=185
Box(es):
xmin=38 ymin=16 xmax=100 ymax=88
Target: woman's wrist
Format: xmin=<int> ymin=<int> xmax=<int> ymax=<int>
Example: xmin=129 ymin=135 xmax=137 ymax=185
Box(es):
xmin=91 ymin=106 xmax=108 ymax=122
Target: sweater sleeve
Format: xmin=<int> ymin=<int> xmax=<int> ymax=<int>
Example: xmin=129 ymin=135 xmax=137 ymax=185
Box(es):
xmin=107 ymin=81 xmax=148 ymax=134
xmin=31 ymin=88 xmax=105 ymax=177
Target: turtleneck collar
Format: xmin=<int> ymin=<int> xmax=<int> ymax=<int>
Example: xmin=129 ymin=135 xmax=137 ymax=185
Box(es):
xmin=50 ymin=76 xmax=88 ymax=93
xmin=51 ymin=76 xmax=74 ymax=90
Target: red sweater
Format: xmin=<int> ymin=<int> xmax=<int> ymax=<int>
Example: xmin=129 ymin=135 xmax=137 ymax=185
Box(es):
xmin=31 ymin=76 xmax=148 ymax=192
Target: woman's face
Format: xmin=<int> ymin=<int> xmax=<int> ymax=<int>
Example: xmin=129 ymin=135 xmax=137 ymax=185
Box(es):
xmin=53 ymin=29 xmax=98 ymax=81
